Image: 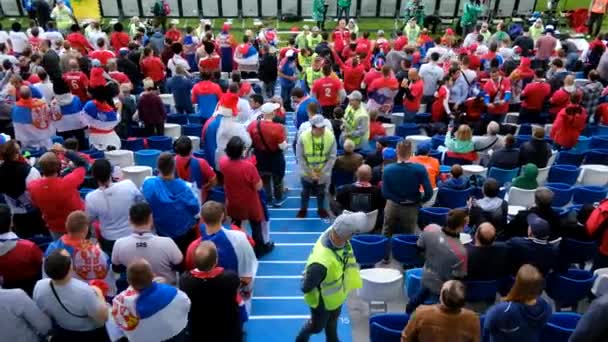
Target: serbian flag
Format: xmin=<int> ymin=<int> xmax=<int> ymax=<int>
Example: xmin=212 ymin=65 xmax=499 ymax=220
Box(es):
xmin=11 ymin=97 xmax=55 ymax=148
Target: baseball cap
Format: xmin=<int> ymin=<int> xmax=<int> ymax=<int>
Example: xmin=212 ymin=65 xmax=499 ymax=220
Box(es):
xmin=91 ymin=59 xmax=101 ymax=67
xmin=382 ymin=147 xmax=396 ymax=160
xmin=119 ymin=48 xmax=129 ymax=56
xmin=303 ymin=25 xmax=310 ymax=30
xmin=417 ymin=142 xmax=432 ymax=155
xmin=312 ymin=26 xmax=320 ymax=32
xmin=527 ymin=213 xmax=550 ymax=240
xmin=332 ymin=210 xmax=378 ymax=240
xmin=260 ymin=102 xmax=280 ymax=114
xmin=310 ymin=114 xmax=326 ymax=128
xmin=347 ymin=91 xmax=362 ymax=101
xmin=545 ymin=25 xmax=555 ymax=33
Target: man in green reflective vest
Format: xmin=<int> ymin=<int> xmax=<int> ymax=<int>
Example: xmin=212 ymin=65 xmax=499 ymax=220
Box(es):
xmin=341 ymin=91 xmax=369 ymax=150
xmin=296 ymin=210 xmax=378 ymax=342
xmin=304 ymin=56 xmax=325 ymax=92
xmin=296 ymin=114 xmax=337 ymax=219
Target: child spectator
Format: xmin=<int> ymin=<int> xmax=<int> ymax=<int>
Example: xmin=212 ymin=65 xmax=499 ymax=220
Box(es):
xmin=368 ymin=110 xmax=387 ymax=140
xmin=439 ymin=164 xmax=469 ymax=190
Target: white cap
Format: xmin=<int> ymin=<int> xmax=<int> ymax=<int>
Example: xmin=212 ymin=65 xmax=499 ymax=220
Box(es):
xmin=303 ymin=25 xmax=310 ymax=30
xmin=332 ymin=210 xmax=378 ymax=240
xmin=286 ymin=50 xmax=295 ymax=58
xmin=261 ymin=102 xmax=280 ymax=114
xmin=347 ymin=91 xmax=363 ymax=101
xmin=312 ymin=26 xmax=320 ymax=32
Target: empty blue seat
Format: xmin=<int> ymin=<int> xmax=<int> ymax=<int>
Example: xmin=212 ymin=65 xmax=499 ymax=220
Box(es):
xmin=369 ymin=314 xmax=410 ymax=342
xmin=51 ymin=135 xmax=64 ymax=144
xmin=590 ymin=135 xmax=608 ymax=149
xmin=351 ymin=234 xmax=389 ymax=267
xmin=548 ymin=165 xmax=580 ymax=186
xmin=414 ymin=113 xmax=431 ymax=123
xmin=121 ymin=138 xmax=145 ymax=152
xmin=396 ymin=123 xmax=420 ymax=137
xmin=572 ymin=186 xmax=608 ymax=205
xmin=585 ymin=148 xmax=608 ymax=165
xmin=147 ymin=136 xmax=173 ymax=151
xmin=81 ymin=149 xmax=105 ymax=159
xmin=546 ymin=269 xmax=596 ymax=310
xmin=465 ymin=280 xmax=498 ymax=303
xmin=559 ymin=238 xmax=597 ymax=267
xmin=545 ymin=183 xmax=574 ymax=207
xmin=419 ymin=207 xmax=450 ymax=227
xmin=134 ymin=149 xmax=161 ymax=169
xmin=207 ymin=186 xmax=225 ymax=203
xmin=391 ymin=234 xmax=422 ymax=267
xmin=572 ymin=136 xmax=591 ymax=153
xmin=518 ymin=124 xmax=533 ymax=136
xmin=435 ymin=188 xmax=472 ymax=209
xmin=488 ymin=167 xmax=520 ymax=186
xmin=166 ymin=114 xmax=188 ymax=125
xmin=405 ymin=268 xmax=438 ymax=304
xmin=431 ymin=135 xmax=445 ymax=149
xmin=552 ymin=207 xmax=570 ymax=218
xmin=555 ymin=150 xmax=586 ymax=166
xmin=79 ymin=188 xmax=94 ymax=199
xmin=540 ymin=312 xmax=582 ymax=342
xmin=515 ymin=135 xmax=532 ymax=148
xmin=181 ymin=123 xmax=203 ymax=137
xmin=376 ymin=135 xmax=402 ymax=148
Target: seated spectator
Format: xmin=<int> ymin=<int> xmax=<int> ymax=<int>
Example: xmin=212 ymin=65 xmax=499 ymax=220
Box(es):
xmin=473 ymin=121 xmax=503 ymax=166
xmin=180 ymin=241 xmax=244 ymax=342
xmin=550 ymin=92 xmax=588 ymax=150
xmin=28 ymin=146 xmax=88 ymax=240
xmin=409 ymin=142 xmax=440 ymax=188
xmin=511 ymin=163 xmax=538 ymax=190
xmin=0 ymin=203 xmax=43 ymax=295
xmin=33 ymin=249 xmax=109 ymax=340
xmin=438 ymin=164 xmax=469 ymax=190
xmin=507 ymin=214 xmax=559 ymax=275
xmin=445 ymin=124 xmax=474 ymax=155
xmin=371 ymin=146 xmax=396 ymax=185
xmin=406 ymin=209 xmax=468 ymax=313
xmin=334 ymin=139 xmax=363 ymax=174
xmin=86 ymin=159 xmax=144 ymax=254
xmin=506 ymin=187 xmax=560 ymax=240
xmin=484 ymin=264 xmax=551 ymax=341
xmin=488 ymin=134 xmax=520 ymax=170
xmin=402 ymin=280 xmax=480 ymax=341
xmin=559 ymin=203 xmax=595 ymax=241
xmin=465 ymin=223 xmax=510 ymax=280
xmin=111 ymin=259 xmax=191 ymax=341
xmin=569 ymin=293 xmax=608 ymax=342
xmin=173 ymin=136 xmax=217 ymax=202
xmin=0 ymin=287 xmax=51 ymax=341
xmin=142 ymin=152 xmax=200 ymax=254
xmin=368 ymin=110 xmax=386 ymax=140
xmin=519 ymin=126 xmax=552 ymax=168
xmin=333 ymin=164 xmax=385 ymax=229
xmin=112 ymin=202 xmax=183 ymax=285
xmin=469 ymin=178 xmax=508 ymax=234
xmin=137 ymin=77 xmax=167 ymax=136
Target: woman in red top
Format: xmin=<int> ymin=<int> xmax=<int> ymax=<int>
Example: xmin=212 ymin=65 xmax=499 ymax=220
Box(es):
xmin=550 ymin=93 xmax=588 ymax=149
xmin=110 ymin=23 xmax=130 ymax=53
xmin=431 ymin=75 xmax=452 ymax=123
xmin=198 ymin=42 xmax=221 ymax=73
xmin=66 ymin=24 xmax=93 ymax=55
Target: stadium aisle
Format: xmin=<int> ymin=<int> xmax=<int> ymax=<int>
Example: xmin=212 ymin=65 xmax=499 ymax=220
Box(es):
xmin=246 ymin=113 xmax=353 ymax=341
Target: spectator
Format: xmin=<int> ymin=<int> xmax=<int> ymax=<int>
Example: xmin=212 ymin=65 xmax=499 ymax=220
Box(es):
xmin=511 ymin=163 xmax=539 ymax=190
xmin=34 ymin=249 xmax=109 ymax=339
xmin=167 ymin=42 xmax=190 ymax=77
xmin=402 ymin=68 xmax=425 ymax=119
xmin=333 ymin=164 xmax=385 ymax=229
xmin=11 ymin=85 xmax=54 ymax=149
xmin=382 ymin=140 xmax=433 ymax=238
xmin=173 ymin=136 xmax=217 ymax=201
xmin=569 ymin=293 xmax=608 ymax=342
xmin=137 ymin=78 xmax=167 ymax=136
xmin=535 ymin=25 xmax=557 ymax=65
xmin=547 ymin=58 xmax=569 ymax=92
xmin=33 ymin=69 xmax=54 ymax=103
xmin=86 ymin=159 xmax=144 ymax=254
xmin=469 ymin=178 xmax=508 ymax=234
xmin=519 ymin=68 xmax=551 ymax=124
xmin=292 ymin=87 xmax=319 ymax=130
xmin=112 ymin=202 xmax=183 ymax=284
xmin=438 ymin=164 xmax=469 ymax=190
xmin=140 ymin=46 xmax=166 ymax=88
xmin=66 ymin=24 xmax=93 ymax=55
xmin=107 ymin=59 xmax=131 ymax=87
xmin=166 ymin=65 xmax=194 ymax=114
xmin=117 ymin=48 xmax=141 ymax=90
xmin=371 ymin=146 xmax=396 ymax=185
xmin=474 ymin=121 xmax=503 ymax=165
xmin=445 ymin=124 xmax=475 ymax=154
xmin=488 ymin=134 xmax=520 ymax=170
xmin=0 ymin=287 xmax=52 ymax=341
xmin=258 ymin=45 xmax=278 ymax=98
xmin=368 ymin=110 xmax=387 ymax=140
xmin=465 ymin=223 xmax=510 ymax=280
xmin=28 ymin=147 xmax=88 ymax=240
xmin=8 ymin=22 xmax=28 ymax=55
xmin=484 ymin=264 xmax=551 ymax=341
xmin=142 ymin=153 xmax=200 ymax=253
xmin=312 ymin=64 xmax=345 ymax=118
xmin=402 ymin=280 xmax=480 ymax=341
xmin=519 ymin=126 xmax=552 ymax=168
xmin=279 ymin=50 xmax=298 ymax=111
xmin=296 ymin=102 xmax=334 ymax=144
xmin=419 ymin=52 xmax=444 ymax=107
xmin=63 ymin=58 xmax=90 ymax=103
xmin=334 ymin=139 xmax=364 ymax=174
xmin=507 ymin=214 xmax=559 ymax=275
xmin=582 ymin=70 xmax=604 ymax=119
xmin=550 ymin=92 xmax=588 ymax=150
xmin=506 ymin=187 xmax=560 ymax=239
xmin=341 ymin=91 xmax=369 ymax=150
xmin=548 ymin=75 xmax=576 ymax=118
xmin=180 ymin=241 xmax=244 ymax=342
xmin=406 ymin=209 xmax=469 ymax=313
xmin=483 ymin=67 xmax=512 ymax=118
xmin=116 ymin=83 xmax=137 ymax=139
xmin=111 ymin=259 xmax=191 ymax=341
xmin=409 ymin=142 xmax=440 ymax=188
xmin=191 ymin=70 xmax=223 ymax=120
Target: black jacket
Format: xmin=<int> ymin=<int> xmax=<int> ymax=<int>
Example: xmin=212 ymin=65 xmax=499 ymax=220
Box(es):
xmin=117 ymin=56 xmax=142 ymax=87
xmin=465 ymin=242 xmax=510 ymax=280
xmin=519 ymin=138 xmax=552 ymax=168
xmin=504 ymin=206 xmax=562 ymax=241
xmin=488 ymin=147 xmax=520 ymax=170
xmin=258 ymin=53 xmax=278 ymax=83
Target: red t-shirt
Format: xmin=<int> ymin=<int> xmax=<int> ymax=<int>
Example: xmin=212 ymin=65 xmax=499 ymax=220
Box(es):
xmin=394 ymin=36 xmax=408 ymax=51
xmin=0 ymin=240 xmax=42 ymax=285
xmin=219 ymin=157 xmax=264 ymax=222
xmin=483 ymin=77 xmax=511 ymax=115
xmin=63 ymin=71 xmax=89 ymax=102
xmin=175 ymin=155 xmax=216 ymax=184
xmin=404 ymin=79 xmax=424 ymax=113
xmin=166 ymin=29 xmax=182 ymax=43
xmin=89 ymin=49 xmax=115 ymax=66
xmin=312 ymin=76 xmax=343 ymax=107
xmin=521 ymin=81 xmax=551 ymax=110
xmin=549 ymin=88 xmax=573 ymax=115
xmin=28 ymin=36 xmax=41 ymax=52
xmin=431 ymin=85 xmax=449 ymax=122
xmin=109 ymin=71 xmax=131 ymax=84
xmin=140 ymin=56 xmax=166 ymax=82
xmin=363 ymin=69 xmax=382 ymax=90
xmin=247 ymin=119 xmax=286 ymax=152
xmin=191 ymin=80 xmax=223 ymax=103
xmin=369 ymin=121 xmax=386 ymax=140
xmin=67 ymin=32 xmax=93 ymax=54
xmin=198 ymin=55 xmax=221 ymax=73
xmin=110 ymin=32 xmax=130 ymax=53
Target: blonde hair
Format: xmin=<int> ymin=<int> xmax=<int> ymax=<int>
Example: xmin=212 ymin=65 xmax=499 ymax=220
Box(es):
xmin=455 ymin=124 xmax=473 ymax=141
xmin=504 ymin=264 xmax=544 ymax=303
xmin=143 ymin=77 xmax=155 ymax=90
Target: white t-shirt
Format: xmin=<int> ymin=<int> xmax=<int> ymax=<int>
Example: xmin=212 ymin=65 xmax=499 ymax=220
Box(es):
xmin=112 ymin=232 xmax=183 ymax=284
xmin=167 ymin=54 xmax=190 ymax=76
xmin=87 ymin=30 xmax=108 ymax=50
xmin=26 ymin=27 xmax=44 ymax=38
xmin=34 ymin=81 xmax=55 ymax=103
xmin=41 ymin=31 xmax=64 ymax=46
xmin=8 ymin=31 xmax=28 ymax=54
xmin=85 ymin=180 xmax=144 ymax=240
xmin=0 ymin=30 xmax=9 ymax=45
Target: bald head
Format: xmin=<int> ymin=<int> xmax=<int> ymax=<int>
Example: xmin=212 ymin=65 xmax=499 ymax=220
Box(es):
xmin=194 ymin=241 xmax=218 ymax=271
xmin=356 ymin=164 xmax=372 ymax=182
xmin=127 ymin=259 xmax=154 ymax=290
xmin=69 ymin=59 xmax=79 ymax=71
xmin=564 ymin=75 xmax=575 ymax=86
xmin=19 ymin=85 xmax=31 ymax=100
xmin=476 ymin=223 xmax=496 ymax=246
xmin=408 ymin=68 xmax=418 ymax=81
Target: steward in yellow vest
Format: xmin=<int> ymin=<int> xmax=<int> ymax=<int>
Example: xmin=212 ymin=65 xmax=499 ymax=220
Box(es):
xmin=341 ymin=91 xmax=370 ymax=150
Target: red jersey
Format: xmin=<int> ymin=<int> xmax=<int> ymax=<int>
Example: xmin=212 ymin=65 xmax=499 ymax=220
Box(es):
xmin=88 ymin=49 xmax=115 ymax=66
xmin=109 ymin=71 xmax=131 ymax=84
xmin=394 ymin=36 xmax=408 ymax=51
xmin=404 ymin=79 xmax=424 ymax=113
xmin=63 ymin=71 xmax=89 ymax=102
xmin=166 ymin=29 xmax=182 ymax=43
xmin=28 ymin=36 xmax=41 ymax=52
xmin=175 ymin=155 xmax=216 ymax=201
xmin=363 ymin=69 xmax=382 ymax=90
xmin=431 ymin=85 xmax=449 ymax=122
xmin=191 ymin=80 xmax=223 ymax=104
xmin=332 ymin=29 xmax=349 ymax=53
xmin=247 ymin=119 xmax=287 ymax=152
xmin=551 ymin=105 xmax=588 ymax=148
xmin=368 ymin=76 xmax=399 ymax=93
xmin=140 ymin=56 xmax=166 ymax=82
xmin=312 ymin=76 xmax=343 ymax=107
xmin=0 ymin=239 xmax=42 ymax=286
xmin=369 ymin=121 xmax=386 ymax=140
xmin=483 ymin=77 xmax=511 ymax=115
xmin=356 ymin=38 xmax=371 ymax=55
xmin=198 ymin=55 xmax=221 ymax=73
xmin=549 ymin=88 xmax=575 ymax=115
xmin=219 ymin=157 xmax=264 ymax=222
xmin=67 ymin=32 xmax=93 ymax=54
xmin=110 ymin=32 xmax=130 ymax=53
xmin=521 ymin=81 xmax=551 ymax=110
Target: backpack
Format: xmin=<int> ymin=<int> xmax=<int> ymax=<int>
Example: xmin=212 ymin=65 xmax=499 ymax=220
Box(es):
xmin=162 ymin=0 xmax=171 ymax=15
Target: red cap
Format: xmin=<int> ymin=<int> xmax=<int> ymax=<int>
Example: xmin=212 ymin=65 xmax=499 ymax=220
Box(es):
xmin=445 ymin=28 xmax=454 ymax=35
xmin=218 ymin=93 xmax=239 ymax=116
xmin=89 ymin=67 xmax=106 ymax=88
xmin=27 ymin=74 xmax=41 ymax=84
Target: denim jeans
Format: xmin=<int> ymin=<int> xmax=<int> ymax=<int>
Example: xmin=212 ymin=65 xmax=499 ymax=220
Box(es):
xmin=337 ymin=6 xmax=349 ymax=21
xmin=281 ymin=83 xmax=295 ymax=111
xmin=263 ymin=81 xmax=276 ymax=98
xmin=301 ymin=179 xmax=327 ymax=212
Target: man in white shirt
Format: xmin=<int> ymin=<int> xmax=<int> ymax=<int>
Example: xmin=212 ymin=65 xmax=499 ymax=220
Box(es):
xmin=33 ymin=70 xmax=55 ymax=103
xmin=112 ymin=202 xmax=183 ymax=285
xmin=85 ymin=21 xmax=108 ymax=50
xmin=41 ymin=22 xmax=64 ymax=47
xmin=167 ymin=42 xmax=190 ymax=77
xmin=8 ymin=22 xmax=28 ymax=55
xmin=86 ymin=159 xmax=144 ymax=255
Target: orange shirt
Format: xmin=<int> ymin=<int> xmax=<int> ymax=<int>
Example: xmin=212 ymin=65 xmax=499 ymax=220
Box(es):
xmin=409 ymin=155 xmax=440 ymax=188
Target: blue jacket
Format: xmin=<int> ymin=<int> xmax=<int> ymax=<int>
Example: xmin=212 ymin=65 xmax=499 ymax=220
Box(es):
xmin=484 ymin=298 xmax=552 ymax=342
xmin=382 ymin=162 xmax=433 ymax=204
xmin=166 ymin=75 xmax=194 ymax=111
xmin=295 ymin=97 xmax=319 ymax=129
xmin=439 ymin=176 xmax=469 ymax=190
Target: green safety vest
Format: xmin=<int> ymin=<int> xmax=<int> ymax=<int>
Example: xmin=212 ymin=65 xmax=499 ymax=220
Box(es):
xmin=343 ymin=106 xmax=369 ymax=146
xmin=301 ymin=128 xmax=334 ymax=175
xmin=404 ymin=24 xmax=421 ymax=44
xmin=303 ymin=229 xmax=363 ymax=310
xmin=305 ymin=67 xmax=323 ymax=87
xmin=307 ymin=35 xmax=323 ymax=49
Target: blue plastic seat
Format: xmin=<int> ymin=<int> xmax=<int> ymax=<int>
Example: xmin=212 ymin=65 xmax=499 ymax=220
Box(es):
xmin=188 ymin=114 xmax=207 ymax=125
xmin=331 ymin=170 xmax=355 ymax=189
xmin=435 ymin=188 xmax=472 ymax=209
xmin=572 ymin=186 xmax=608 ymax=205
xmin=464 ymin=280 xmax=498 ymax=304
xmin=134 ymin=149 xmax=162 ymax=169
xmin=572 ymin=136 xmax=591 ymax=153
xmin=79 ymin=188 xmax=94 ymax=199
xmin=518 ymin=124 xmax=533 ymax=136
xmin=546 ymin=269 xmax=596 ymax=310
xmin=207 ymin=186 xmax=225 ymax=203
xmin=351 ymin=234 xmax=389 ymax=267
xmin=419 ymin=207 xmax=450 ymax=227
xmin=405 ymin=268 xmax=424 ymax=300
xmin=559 ymin=238 xmax=597 ymax=267
xmin=376 ymin=135 xmax=402 ymax=148
xmin=181 ymin=123 xmax=203 ymax=137
xmin=391 ymin=234 xmax=422 ymax=267
xmin=590 ymin=135 xmax=608 ymax=149
xmin=548 ymin=165 xmax=580 ymax=186
xmin=429 ymin=150 xmax=442 ymax=163
xmin=540 ymin=312 xmax=582 ymax=342
xmin=51 ymin=135 xmax=64 ymax=144
xmin=552 ymin=207 xmax=570 ymax=219
xmin=555 ymin=150 xmax=586 ymax=166
xmin=414 ymin=113 xmax=431 ymax=123
xmin=396 ymin=123 xmax=420 ymax=138
xmin=515 ymin=135 xmax=532 ymax=148
xmin=369 ymin=313 xmax=410 ymax=342
xmin=585 ymin=148 xmax=608 ymax=165
xmin=488 ymin=167 xmax=520 ymax=186
xmin=431 ymin=135 xmax=445 ymax=149
xmin=121 ymin=138 xmax=145 ymax=152
xmin=166 ymin=114 xmax=188 ymax=125
xmin=147 ymin=136 xmax=173 ymax=151
xmin=81 ymin=149 xmax=105 ymax=159
xmin=545 ymin=183 xmax=574 ymax=207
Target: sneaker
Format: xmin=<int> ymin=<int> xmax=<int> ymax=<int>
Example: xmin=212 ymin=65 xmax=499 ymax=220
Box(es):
xmin=318 ymin=209 xmax=330 ymax=219
xmin=296 ymin=209 xmax=307 ymax=218
xmin=255 ymin=242 xmax=275 ymax=258
xmin=272 ymin=195 xmax=287 ymax=208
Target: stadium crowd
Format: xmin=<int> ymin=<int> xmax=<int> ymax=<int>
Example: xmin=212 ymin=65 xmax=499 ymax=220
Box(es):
xmin=1 ymin=0 xmax=608 ymax=340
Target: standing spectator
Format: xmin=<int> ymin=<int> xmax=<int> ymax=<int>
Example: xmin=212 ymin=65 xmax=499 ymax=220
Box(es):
xmin=86 ymin=21 xmax=107 ymax=50
xmin=173 ymin=136 xmax=217 ymax=202
xmin=382 ymin=140 xmax=433 ymax=238
xmin=468 ymin=179 xmax=509 ymax=234
xmin=34 ymin=249 xmax=109 ymax=340
xmin=140 ymin=47 xmax=166 ymax=89
xmin=9 ymin=22 xmax=28 ymax=55
xmin=535 ymin=26 xmax=557 ymax=67
xmin=550 ymin=92 xmax=588 ymax=150
xmin=484 ymin=264 xmax=551 ymax=341
xmin=167 ymin=65 xmax=194 ymax=114
xmin=33 ymin=69 xmax=54 ymax=103
xmin=11 ymin=86 xmax=54 ymax=149
xmin=191 ymin=71 xmax=223 ymax=120
xmin=507 ymin=214 xmax=559 ymax=275
xmin=86 ymin=159 xmax=143 ymax=254
xmin=296 ymin=115 xmax=338 ymax=219
xmin=548 ymin=75 xmax=576 ymax=118
xmin=292 ymin=87 xmax=319 ymax=129
xmin=419 ymin=52 xmax=443 ymax=108
xmin=341 ymin=91 xmax=369 ymax=150
xmin=513 ymin=27 xmax=534 ymax=57
xmin=483 ymin=67 xmax=512 ymax=120
xmin=63 ymin=59 xmax=89 ymax=102
xmin=569 ymin=294 xmax=608 ymax=342
xmin=88 ymin=38 xmax=116 ymax=66
xmin=588 ymin=0 xmax=608 ymax=38
xmin=110 ymin=22 xmax=130 ymax=53
xmin=107 ymin=59 xmax=131 ymax=86
xmin=406 ymin=210 xmax=468 ymax=313
xmin=547 ymin=58 xmax=569 ymax=92
xmin=66 ymin=24 xmax=93 ymax=55
xmin=50 ymin=0 xmax=75 ymax=33
xmin=312 ymin=64 xmax=345 ymax=118
xmin=401 ymin=68 xmax=425 ymax=120
xmin=465 ymin=223 xmax=510 ymax=280
xmin=519 ymin=68 xmax=551 ymax=124
xmin=582 ymin=70 xmax=604 ymax=120
xmin=519 ymin=126 xmax=552 ymax=168
xmin=402 ymin=280 xmax=480 ymax=341
xmin=488 ymin=134 xmax=520 ymax=170
xmin=117 ymin=48 xmax=141 ymax=91
xmin=258 ymin=45 xmax=278 ymax=98
xmin=0 ymin=286 xmax=52 ymax=341
xmin=137 ymin=78 xmax=167 ymax=136
xmin=278 ymin=50 xmax=298 ymax=111
xmin=409 ymin=142 xmax=440 ymax=188
xmin=180 ymin=241 xmax=244 ymax=342
xmin=167 ymin=42 xmax=190 ymax=77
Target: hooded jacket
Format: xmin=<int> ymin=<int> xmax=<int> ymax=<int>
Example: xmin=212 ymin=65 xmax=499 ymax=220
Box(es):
xmin=483 ymin=298 xmax=552 ymax=342
xmin=0 ymin=232 xmax=43 ymax=293
xmin=550 ymin=104 xmax=588 ymax=149
xmin=512 ymin=163 xmax=538 ymax=190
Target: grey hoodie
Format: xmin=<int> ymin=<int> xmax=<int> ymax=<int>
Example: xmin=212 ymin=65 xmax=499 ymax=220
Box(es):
xmin=0 ymin=288 xmax=52 ymax=342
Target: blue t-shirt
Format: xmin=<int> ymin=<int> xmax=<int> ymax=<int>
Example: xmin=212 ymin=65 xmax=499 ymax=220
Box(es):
xmin=279 ymin=60 xmax=297 ymax=88
xmin=295 ymin=97 xmax=319 ymax=129
xmin=166 ymin=75 xmax=194 ymax=110
xmin=382 ymin=162 xmax=433 ymax=204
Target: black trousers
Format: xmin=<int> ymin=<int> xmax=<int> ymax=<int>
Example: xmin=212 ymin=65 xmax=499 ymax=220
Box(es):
xmin=144 ymin=123 xmax=165 ymax=137
xmin=171 ymin=226 xmax=199 ymax=257
xmin=296 ymin=305 xmax=341 ymax=342
xmin=589 ymin=12 xmax=604 ymax=38
xmin=233 ymin=219 xmax=264 ymax=247
xmin=262 ymin=173 xmax=284 ymax=202
xmin=337 ymin=6 xmax=349 ymax=21
xmin=57 ymin=128 xmax=88 ymax=150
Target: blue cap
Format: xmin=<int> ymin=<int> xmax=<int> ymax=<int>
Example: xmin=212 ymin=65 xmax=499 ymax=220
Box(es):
xmin=382 ymin=147 xmax=396 ymax=160
xmin=527 ymin=213 xmax=550 ymax=240
xmin=91 ymin=59 xmax=101 ymax=67
xmin=417 ymin=142 xmax=432 ymax=155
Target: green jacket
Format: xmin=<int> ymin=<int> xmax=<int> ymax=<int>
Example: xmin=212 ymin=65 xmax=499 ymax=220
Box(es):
xmin=445 ymin=131 xmax=474 ymax=154
xmin=338 ymin=0 xmax=352 ymax=8
xmin=461 ymin=2 xmax=483 ymax=28
xmin=312 ymin=0 xmax=326 ymax=21
xmin=511 ymin=163 xmax=539 ymax=190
